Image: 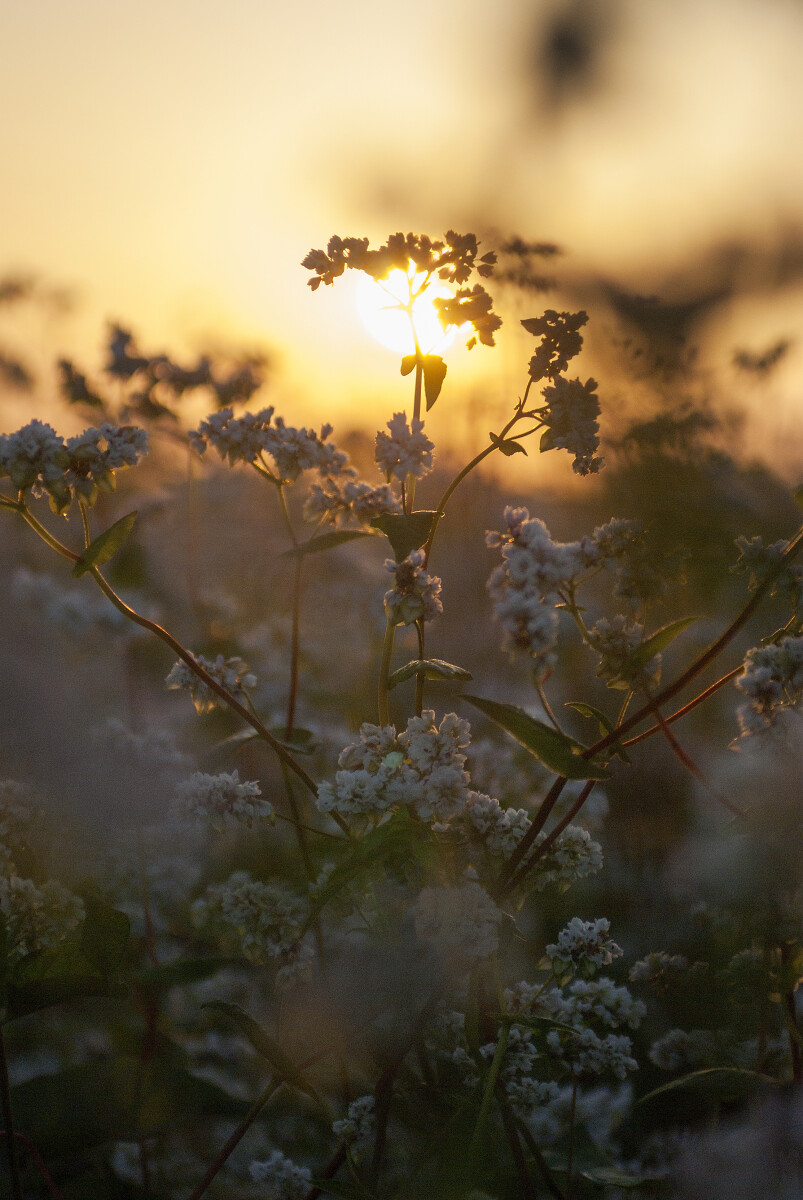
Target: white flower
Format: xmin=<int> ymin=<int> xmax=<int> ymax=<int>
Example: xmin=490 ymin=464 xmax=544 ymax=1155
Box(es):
xmin=538 ymin=375 xmax=602 ymax=475
xmin=249 ymin=1149 xmax=312 ymax=1199
xmin=547 ymin=1026 xmax=637 ymax=1080
xmin=545 ymin=917 xmax=621 ymax=973
xmin=543 ymin=978 xmax=646 ymax=1030
xmin=734 ymin=636 xmax=803 ymax=737
xmin=0 ymin=874 xmax=84 ymax=962
xmin=384 ymin=550 xmax=443 ymax=626
xmin=191 ymin=407 xmax=352 ymax=480
xmin=332 ymin=1095 xmax=375 ymax=1148
xmin=374 ymin=411 xmax=434 ymax=481
xmin=192 ymin=871 xmax=308 ymax=969
xmin=528 ymin=827 xmax=604 ymax=891
xmin=165 ymin=653 xmax=256 ymax=714
xmin=303 ymin=478 xmax=401 ymax=526
xmin=588 ymin=615 xmax=660 ymax=689
xmin=480 ymin=1025 xmax=560 ymax=1116
xmin=172 ymin=771 xmax=273 ymax=831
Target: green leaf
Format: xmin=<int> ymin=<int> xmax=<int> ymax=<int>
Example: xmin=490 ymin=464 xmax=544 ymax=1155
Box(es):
xmin=564 ymin=701 xmax=631 ymax=764
xmin=636 ymin=1067 xmax=776 ymax=1107
xmin=133 ymin=956 xmax=240 ymax=996
xmin=72 ymin=511 xmax=138 ymax=577
xmin=400 ymin=354 xmax=417 ymax=377
xmin=580 ymin=1166 xmax=665 ymax=1188
xmin=303 ymin=812 xmax=430 ymax=934
xmin=623 ymin=616 xmax=700 ymax=675
xmin=9 ymin=1056 xmax=246 ymax=1159
xmin=309 ymin=1181 xmax=370 ymax=1200
xmin=282 ymin=529 xmax=374 ymax=558
xmin=370 ymin=511 xmax=440 ymax=562
xmin=461 ymin=694 xmax=611 ymax=780
xmin=202 ymin=1000 xmax=322 ymax=1104
xmin=422 ymin=354 xmax=447 ymax=410
xmin=388 ymin=658 xmax=473 ymax=689
xmin=79 ymin=888 xmax=130 ymax=976
xmin=269 ymin=726 xmax=319 ymax=755
xmin=489 ymin=431 xmax=527 ymax=457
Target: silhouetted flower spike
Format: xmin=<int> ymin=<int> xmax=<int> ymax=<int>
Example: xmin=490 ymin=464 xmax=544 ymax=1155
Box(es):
xmin=434 ymin=284 xmax=502 ymax=348
xmin=522 ymin=309 xmax=589 ymax=381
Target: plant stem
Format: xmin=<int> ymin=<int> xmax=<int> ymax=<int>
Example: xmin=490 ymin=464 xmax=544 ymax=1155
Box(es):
xmin=378 ymin=616 xmax=396 ymax=726
xmin=0 ymin=1025 xmax=22 ymax=1200
xmin=0 ymin=1132 xmax=65 ymax=1200
xmin=566 ymin=1073 xmax=578 ymax=1200
xmin=516 ymin=1122 xmax=567 ymax=1200
xmin=503 ymin=781 xmax=595 ymax=897
xmin=623 ymin=666 xmax=742 ymax=747
xmin=493 ymin=776 xmax=568 ymax=897
xmin=405 ymin=356 xmax=424 ymax=513
xmin=497 ymin=1088 xmax=538 ymax=1200
xmin=185 ymin=1078 xmax=282 ymax=1200
xmin=414 ymin=620 xmax=426 ymax=717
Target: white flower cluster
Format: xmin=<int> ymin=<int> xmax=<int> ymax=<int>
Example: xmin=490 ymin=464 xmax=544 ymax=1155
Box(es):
xmin=332 ymin=1094 xmax=376 ymax=1149
xmin=249 ymin=1149 xmax=312 ymax=1199
xmin=0 ymin=873 xmax=85 ymax=963
xmin=546 ymin=1026 xmax=637 ymax=1080
xmin=303 ymin=478 xmax=402 ymax=526
xmin=96 ymin=719 xmax=194 ymax=776
xmin=384 ymin=550 xmax=443 ymax=626
xmin=12 ymin=568 xmax=133 ymax=636
xmin=486 ymin=508 xmax=591 ymax=680
xmin=538 ymin=375 xmax=602 ymax=476
xmin=528 ymin=827 xmax=604 ymax=891
xmin=528 ymin=1082 xmax=633 ymax=1149
xmin=374 ymin=411 xmax=434 ymax=482
xmin=588 ymin=615 xmax=660 ymax=690
xmin=648 ymin=1028 xmax=714 ymax=1073
xmin=412 ymin=879 xmax=502 ymax=965
xmin=463 ymin=791 xmax=531 ymax=857
xmin=190 ymin=406 xmax=352 ymax=481
xmin=628 ymin=950 xmax=689 ymax=985
xmin=734 ymin=636 xmax=803 ymax=737
xmin=480 ymin=1026 xmax=560 ymax=1116
xmin=165 ymin=653 xmax=256 ymax=714
xmin=0 ymin=419 xmax=148 ymax=512
xmin=316 ymin=711 xmax=471 ymax=824
xmin=543 ymin=978 xmax=646 ymax=1031
xmin=426 ymin=1010 xmax=480 ymax=1088
xmin=545 ymin=917 xmax=622 ymax=975
xmin=172 ymin=771 xmax=273 ymax=831
xmin=192 ymin=871 xmax=309 ymax=973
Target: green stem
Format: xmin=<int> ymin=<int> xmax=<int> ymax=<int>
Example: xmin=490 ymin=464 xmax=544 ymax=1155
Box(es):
xmin=414 ymin=620 xmax=426 ymax=717
xmin=566 ymin=1073 xmax=578 ymax=1200
xmin=378 ymin=616 xmax=396 ymax=727
xmin=0 ymin=1025 xmax=22 ymax=1200
xmin=16 ymin=505 xmax=321 ymax=800
xmin=503 ymin=780 xmax=595 ymax=897
xmin=470 ymin=1023 xmax=509 ymax=1156
xmin=405 ymin=352 xmax=424 ymax=513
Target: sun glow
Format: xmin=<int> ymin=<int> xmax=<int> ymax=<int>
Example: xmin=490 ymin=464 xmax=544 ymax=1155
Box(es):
xmin=357 ymin=267 xmax=460 ymax=356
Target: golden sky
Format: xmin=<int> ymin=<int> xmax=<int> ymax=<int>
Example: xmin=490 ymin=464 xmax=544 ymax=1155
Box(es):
xmin=2 ymin=0 xmax=803 ymax=442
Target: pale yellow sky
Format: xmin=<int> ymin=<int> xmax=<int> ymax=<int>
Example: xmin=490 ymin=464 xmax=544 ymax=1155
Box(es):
xmin=2 ymin=0 xmax=803 ymax=443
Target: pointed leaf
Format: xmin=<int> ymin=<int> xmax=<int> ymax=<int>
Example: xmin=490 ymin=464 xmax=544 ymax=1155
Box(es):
xmin=622 ymin=616 xmax=700 ymax=675
xmin=388 ymin=658 xmax=473 ymax=689
xmin=72 ymin=511 xmax=138 ymax=577
xmin=370 ymin=511 xmax=440 ymax=562
xmin=422 ymin=354 xmax=447 ymax=410
xmin=400 ymin=354 xmax=417 ymax=377
xmin=203 ymin=999 xmax=323 ymax=1103
xmin=282 ymin=529 xmax=374 ymax=558
xmin=462 ymin=694 xmax=611 ymax=780
xmin=564 ymin=701 xmax=631 ymax=764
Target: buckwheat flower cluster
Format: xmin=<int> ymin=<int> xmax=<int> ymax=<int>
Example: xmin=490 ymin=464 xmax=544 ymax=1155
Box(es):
xmin=545 ymin=918 xmax=622 ymax=976
xmin=384 ymin=550 xmax=443 ymax=626
xmin=546 ymin=1026 xmax=638 ymax=1081
xmin=486 ymin=507 xmax=594 ymax=680
xmin=528 ymin=828 xmax=604 ymax=891
xmin=480 ymin=1026 xmax=560 ymax=1116
xmin=12 ymin=568 xmax=132 ymax=636
xmin=192 ymin=871 xmax=308 ymax=971
xmin=165 ymin=654 xmax=256 ymax=714
xmin=172 ymin=771 xmax=273 ymax=831
xmin=426 ymin=1010 xmax=481 ymax=1088
xmin=332 ymin=1095 xmax=376 ymax=1149
xmin=629 ymin=951 xmax=689 ymax=987
xmin=522 ymin=309 xmax=589 ymax=382
xmin=375 ymin=412 xmax=434 ymax=482
xmin=317 ymin=711 xmax=471 ymax=824
xmin=732 ymin=534 xmax=803 ymax=615
xmin=96 ymin=719 xmax=194 ymax=776
xmin=463 ymin=792 xmax=532 ymax=857
xmin=648 ymin=1028 xmax=714 ymax=1073
xmin=303 ymin=478 xmax=401 ymax=526
xmin=0 ymin=419 xmax=148 ymax=512
xmin=538 ymin=375 xmax=602 ymax=476
xmin=588 ymin=615 xmax=661 ymax=690
xmin=0 ymin=874 xmax=85 ymax=963
xmin=733 ymin=636 xmax=803 ymax=737
xmin=190 ymin=406 xmax=352 ymax=481
xmin=412 ymin=879 xmax=502 ymax=965
xmin=543 ymin=978 xmax=646 ymax=1031
xmin=249 ymin=1150 xmax=311 ymax=1199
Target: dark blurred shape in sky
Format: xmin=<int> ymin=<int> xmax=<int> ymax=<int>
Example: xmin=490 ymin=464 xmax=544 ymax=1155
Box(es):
xmin=530 ymin=0 xmax=618 ymax=110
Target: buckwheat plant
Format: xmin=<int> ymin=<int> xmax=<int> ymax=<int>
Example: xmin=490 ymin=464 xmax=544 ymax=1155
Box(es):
xmin=2 ymin=229 xmax=803 ymax=1200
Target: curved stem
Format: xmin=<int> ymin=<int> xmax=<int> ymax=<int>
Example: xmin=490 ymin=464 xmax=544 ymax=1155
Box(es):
xmin=378 ymin=617 xmax=396 ymax=727
xmin=184 ymin=1078 xmax=282 ymax=1200
xmin=17 ymin=504 xmax=321 ymax=798
xmin=622 ymin=666 xmax=742 ymax=748
xmin=0 ymin=1027 xmax=22 ymax=1200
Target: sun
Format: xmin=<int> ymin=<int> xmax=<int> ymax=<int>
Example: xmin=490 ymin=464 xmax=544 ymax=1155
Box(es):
xmin=356 ymin=266 xmax=460 ymax=356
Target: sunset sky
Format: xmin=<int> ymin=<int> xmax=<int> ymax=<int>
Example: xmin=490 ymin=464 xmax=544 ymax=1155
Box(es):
xmin=2 ymin=0 xmax=803 ymax=446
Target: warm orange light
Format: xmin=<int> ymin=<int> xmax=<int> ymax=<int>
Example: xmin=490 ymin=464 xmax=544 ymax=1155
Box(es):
xmin=356 ymin=266 xmax=459 ymax=356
